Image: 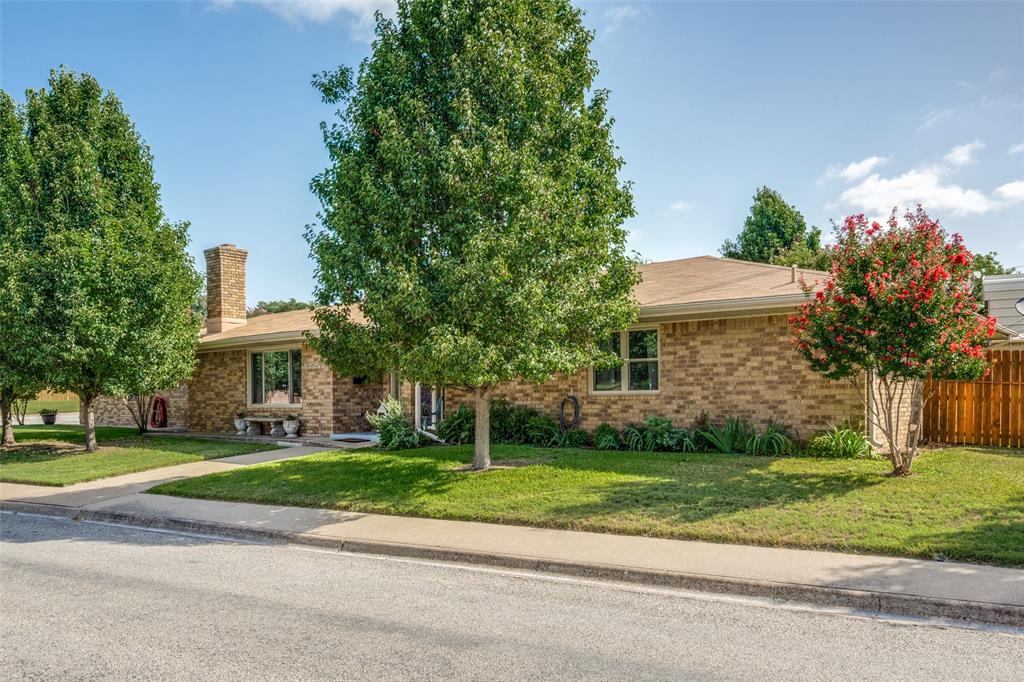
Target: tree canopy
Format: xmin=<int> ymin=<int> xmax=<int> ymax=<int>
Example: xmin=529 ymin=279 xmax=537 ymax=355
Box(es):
xmin=248 ymin=299 xmax=310 ymax=317
xmin=2 ymin=68 xmax=202 ymax=450
xmin=306 ymin=0 xmax=639 ymax=469
xmin=790 ymin=209 xmax=995 ymax=475
xmin=0 ymin=91 xmax=47 ymax=445
xmin=721 ymin=187 xmax=827 ymax=269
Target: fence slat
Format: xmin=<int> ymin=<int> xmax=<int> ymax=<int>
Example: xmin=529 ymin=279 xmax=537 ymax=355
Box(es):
xmin=923 ymin=348 xmax=1023 ymax=447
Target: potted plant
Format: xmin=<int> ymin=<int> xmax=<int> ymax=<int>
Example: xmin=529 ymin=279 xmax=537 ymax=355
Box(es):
xmin=283 ymin=414 xmax=300 ymax=439
xmin=39 ymin=408 xmax=58 ymax=425
xmin=233 ymin=411 xmax=247 ymax=435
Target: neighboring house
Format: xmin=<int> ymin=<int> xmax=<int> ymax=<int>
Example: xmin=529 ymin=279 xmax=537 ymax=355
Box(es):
xmin=96 ymin=242 xmax=888 ymax=440
xmin=982 ymin=273 xmax=1024 ymax=337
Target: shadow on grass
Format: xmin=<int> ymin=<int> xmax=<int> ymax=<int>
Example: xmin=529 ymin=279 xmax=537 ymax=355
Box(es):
xmin=153 ymin=448 xmax=467 ymax=509
xmin=544 ymin=455 xmax=887 ymax=525
xmin=901 ymin=493 xmax=1024 ymax=567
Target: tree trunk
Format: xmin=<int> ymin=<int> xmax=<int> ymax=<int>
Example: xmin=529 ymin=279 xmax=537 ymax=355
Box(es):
xmin=472 ymin=388 xmax=491 ymax=470
xmin=1 ymin=400 xmax=14 ymax=447
xmin=83 ymin=395 xmax=98 ymax=452
xmin=124 ymin=395 xmax=153 ymax=434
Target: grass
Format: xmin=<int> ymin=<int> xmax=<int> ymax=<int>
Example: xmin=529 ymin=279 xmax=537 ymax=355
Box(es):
xmin=25 ymin=398 xmax=80 ymax=413
xmin=151 ymin=444 xmax=1024 ymax=567
xmin=0 ymin=425 xmax=279 ymax=486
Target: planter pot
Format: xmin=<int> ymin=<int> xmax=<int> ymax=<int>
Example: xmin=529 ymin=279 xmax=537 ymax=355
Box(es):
xmin=40 ymin=413 xmax=57 ymax=425
xmin=283 ymin=419 xmax=300 ymax=439
xmin=233 ymin=418 xmax=247 ymax=435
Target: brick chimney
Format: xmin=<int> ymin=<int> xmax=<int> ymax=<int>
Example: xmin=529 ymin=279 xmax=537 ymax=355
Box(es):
xmin=204 ymin=244 xmax=248 ymax=334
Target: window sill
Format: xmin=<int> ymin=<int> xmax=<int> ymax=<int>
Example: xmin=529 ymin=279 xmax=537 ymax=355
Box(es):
xmin=588 ymin=390 xmax=661 ymax=396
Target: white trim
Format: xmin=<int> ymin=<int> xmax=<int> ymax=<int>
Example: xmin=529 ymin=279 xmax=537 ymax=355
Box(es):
xmin=589 ymin=326 xmax=661 ymax=395
xmin=637 ymin=294 xmax=807 ymax=322
xmin=201 ymin=330 xmax=308 ymax=351
xmin=246 ymin=347 xmax=304 ymax=408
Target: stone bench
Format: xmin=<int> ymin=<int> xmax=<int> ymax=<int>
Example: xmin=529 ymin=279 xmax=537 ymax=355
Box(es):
xmin=244 ymin=417 xmax=286 ymax=437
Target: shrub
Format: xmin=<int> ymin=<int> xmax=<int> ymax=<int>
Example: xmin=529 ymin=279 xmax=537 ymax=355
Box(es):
xmin=672 ymin=428 xmax=696 ymax=453
xmin=691 ymin=411 xmax=714 ymax=452
xmin=525 ymin=413 xmax=559 ymax=446
xmin=367 ymin=396 xmax=420 ymax=450
xmin=490 ymin=399 xmax=536 ymax=444
xmin=622 ymin=415 xmax=694 ymax=452
xmin=699 ymin=416 xmax=752 ymax=454
xmin=594 ymin=422 xmax=620 ymax=450
xmin=554 ymin=427 xmax=591 ymax=449
xmin=805 ymin=424 xmax=873 ymax=458
xmin=436 ymin=403 xmax=475 ymax=444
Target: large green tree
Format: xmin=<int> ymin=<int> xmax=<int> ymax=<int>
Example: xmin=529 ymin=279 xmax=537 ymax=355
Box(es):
xmin=0 ymin=92 xmax=46 ymax=446
xmin=248 ymin=298 xmax=310 ymax=317
xmin=307 ymin=0 xmax=640 ymax=469
xmin=970 ymin=251 xmax=1017 ymax=304
xmin=4 ymin=69 xmax=202 ymax=451
xmin=721 ymin=187 xmax=827 ymax=268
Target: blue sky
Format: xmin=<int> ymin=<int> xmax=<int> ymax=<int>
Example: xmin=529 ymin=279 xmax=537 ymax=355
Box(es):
xmin=3 ymin=1 xmax=1022 ymax=304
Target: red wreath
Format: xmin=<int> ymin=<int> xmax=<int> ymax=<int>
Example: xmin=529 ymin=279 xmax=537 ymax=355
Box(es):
xmin=150 ymin=396 xmax=168 ymax=429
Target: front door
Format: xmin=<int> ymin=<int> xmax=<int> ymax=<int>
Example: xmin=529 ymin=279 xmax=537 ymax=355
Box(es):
xmin=415 ymin=384 xmax=444 ymax=432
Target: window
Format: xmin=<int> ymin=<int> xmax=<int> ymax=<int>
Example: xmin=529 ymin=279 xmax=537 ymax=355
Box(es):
xmin=592 ymin=329 xmax=659 ymax=392
xmin=250 ymin=349 xmax=302 ymax=405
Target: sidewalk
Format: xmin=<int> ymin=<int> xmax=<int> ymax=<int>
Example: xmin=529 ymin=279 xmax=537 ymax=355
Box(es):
xmin=2 ymin=454 xmax=1022 ymax=627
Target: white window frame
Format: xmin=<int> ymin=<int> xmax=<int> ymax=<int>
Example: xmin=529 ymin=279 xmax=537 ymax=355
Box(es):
xmin=589 ymin=326 xmax=661 ymax=395
xmin=247 ymin=347 xmax=303 ymax=407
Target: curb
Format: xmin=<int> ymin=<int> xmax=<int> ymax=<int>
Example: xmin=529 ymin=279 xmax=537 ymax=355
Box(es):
xmin=3 ymin=500 xmax=1022 ymax=628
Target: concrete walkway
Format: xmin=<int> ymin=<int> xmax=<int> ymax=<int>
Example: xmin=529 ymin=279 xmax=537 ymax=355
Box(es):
xmin=0 ymin=446 xmax=326 ymax=508
xmin=2 ymin=449 xmax=1022 ymax=626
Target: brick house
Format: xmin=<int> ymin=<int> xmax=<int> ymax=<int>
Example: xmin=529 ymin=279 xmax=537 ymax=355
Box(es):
xmin=95 ymin=242 xmax=895 ymax=441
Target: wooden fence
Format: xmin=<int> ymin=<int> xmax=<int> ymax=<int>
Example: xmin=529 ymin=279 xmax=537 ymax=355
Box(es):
xmin=35 ymin=389 xmax=77 ymax=401
xmin=923 ymin=347 xmax=1023 ymax=448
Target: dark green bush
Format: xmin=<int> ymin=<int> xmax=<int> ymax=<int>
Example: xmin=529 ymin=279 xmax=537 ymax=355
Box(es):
xmin=555 ymin=427 xmax=591 ymax=449
xmin=436 ymin=403 xmax=475 ymax=444
xmin=594 ymin=422 xmax=620 ymax=450
xmin=525 ymin=413 xmax=559 ymax=446
xmin=490 ymin=399 xmax=537 ymax=444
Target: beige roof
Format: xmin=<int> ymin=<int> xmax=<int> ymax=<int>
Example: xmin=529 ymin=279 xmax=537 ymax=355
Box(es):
xmin=200 ymin=306 xmax=366 ymax=348
xmin=200 ymin=256 xmax=825 ymax=347
xmin=635 ymin=256 xmax=825 ymax=309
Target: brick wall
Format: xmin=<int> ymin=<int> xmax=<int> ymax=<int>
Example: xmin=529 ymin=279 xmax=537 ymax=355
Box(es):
xmin=444 ymin=314 xmax=866 ymax=440
xmin=333 ymin=374 xmax=387 ymax=432
xmin=185 ymin=343 xmax=381 ymax=436
xmin=90 ymin=384 xmax=189 ymax=429
xmin=204 ymin=244 xmax=247 ymax=334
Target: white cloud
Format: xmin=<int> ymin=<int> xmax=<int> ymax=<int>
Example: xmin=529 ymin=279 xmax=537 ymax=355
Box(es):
xmin=944 ymin=140 xmax=985 ymax=166
xmin=994 ymin=180 xmax=1024 ymax=203
xmin=838 ymin=167 xmax=998 ymax=217
xmin=819 ymin=155 xmax=890 ymax=183
xmin=603 ymin=5 xmax=640 ymax=34
xmin=1009 ymin=142 xmax=1024 ymax=155
xmin=668 ymin=200 xmax=693 ymax=212
xmin=212 ymin=0 xmax=394 ymax=40
xmin=917 ymin=108 xmax=953 ymax=132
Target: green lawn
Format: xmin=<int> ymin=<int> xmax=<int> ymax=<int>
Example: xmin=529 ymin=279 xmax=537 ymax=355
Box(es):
xmin=26 ymin=398 xmax=80 ymax=413
xmin=0 ymin=425 xmax=279 ymax=486
xmin=151 ymin=444 xmax=1024 ymax=567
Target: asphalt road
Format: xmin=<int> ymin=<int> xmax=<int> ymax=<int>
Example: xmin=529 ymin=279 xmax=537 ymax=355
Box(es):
xmin=1 ymin=513 xmax=1021 ymax=681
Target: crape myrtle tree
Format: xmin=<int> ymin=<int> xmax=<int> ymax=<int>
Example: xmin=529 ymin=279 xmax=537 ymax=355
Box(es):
xmin=306 ymin=0 xmax=640 ymax=470
xmin=7 ymin=68 xmax=202 ymax=449
xmin=790 ymin=209 xmax=996 ymax=476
